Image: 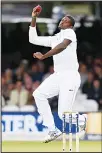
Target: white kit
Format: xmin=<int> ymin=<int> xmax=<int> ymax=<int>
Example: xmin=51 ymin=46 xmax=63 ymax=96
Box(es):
xmin=29 ymin=26 xmax=85 ymax=130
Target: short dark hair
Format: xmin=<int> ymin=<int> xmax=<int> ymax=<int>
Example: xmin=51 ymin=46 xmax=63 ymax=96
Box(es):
xmin=66 ymin=15 xmax=75 ymax=27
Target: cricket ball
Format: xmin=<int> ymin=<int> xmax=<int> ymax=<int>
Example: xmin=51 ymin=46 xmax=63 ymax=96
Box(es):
xmin=35 ymin=5 xmax=42 ymax=13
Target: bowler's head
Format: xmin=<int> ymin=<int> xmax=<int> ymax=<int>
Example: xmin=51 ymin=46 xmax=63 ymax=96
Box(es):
xmin=58 ymin=15 xmax=75 ymax=29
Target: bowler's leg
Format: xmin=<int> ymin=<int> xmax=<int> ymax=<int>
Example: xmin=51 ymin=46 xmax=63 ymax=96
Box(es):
xmin=58 ymin=71 xmax=85 ymax=124
xmin=33 ymin=73 xmax=59 ymax=130
xmin=58 ymin=71 xmax=87 ymax=138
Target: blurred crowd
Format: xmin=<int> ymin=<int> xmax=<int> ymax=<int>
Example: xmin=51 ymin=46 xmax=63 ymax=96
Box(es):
xmin=79 ymin=57 xmax=102 ymax=110
xmin=1 ymin=16 xmax=102 ymax=111
xmin=1 ymin=56 xmax=102 ymax=110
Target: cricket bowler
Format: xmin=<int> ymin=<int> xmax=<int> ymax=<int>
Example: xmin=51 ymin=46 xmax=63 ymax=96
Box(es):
xmin=29 ymin=5 xmax=87 ymax=143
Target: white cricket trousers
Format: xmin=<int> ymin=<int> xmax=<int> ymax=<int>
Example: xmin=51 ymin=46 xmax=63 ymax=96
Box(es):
xmin=33 ymin=70 xmax=84 ymax=130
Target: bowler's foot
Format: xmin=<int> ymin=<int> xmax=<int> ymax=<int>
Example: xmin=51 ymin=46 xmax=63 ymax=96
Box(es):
xmin=43 ymin=128 xmax=62 ymax=143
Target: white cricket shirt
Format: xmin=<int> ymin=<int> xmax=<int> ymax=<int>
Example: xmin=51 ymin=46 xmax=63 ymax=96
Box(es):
xmin=29 ymin=26 xmax=79 ymax=72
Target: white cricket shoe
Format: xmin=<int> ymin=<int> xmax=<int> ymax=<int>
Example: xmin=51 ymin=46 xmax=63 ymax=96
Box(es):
xmin=43 ymin=128 xmax=62 ymax=143
xmin=78 ymin=114 xmax=87 ymax=139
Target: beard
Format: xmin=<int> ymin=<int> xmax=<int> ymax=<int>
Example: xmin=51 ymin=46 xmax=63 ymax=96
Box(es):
xmin=58 ymin=25 xmax=61 ymax=30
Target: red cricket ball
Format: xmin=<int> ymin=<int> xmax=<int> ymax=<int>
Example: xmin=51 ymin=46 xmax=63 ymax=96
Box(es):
xmin=35 ymin=5 xmax=42 ymax=13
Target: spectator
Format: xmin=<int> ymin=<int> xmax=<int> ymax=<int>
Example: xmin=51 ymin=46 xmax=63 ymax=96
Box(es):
xmin=87 ymin=80 xmax=102 ymax=110
xmin=94 ymin=58 xmax=102 ymax=65
xmin=27 ymin=92 xmax=35 ymax=106
xmin=30 ymin=63 xmax=38 ymax=81
xmin=5 ymin=82 xmax=14 ymax=102
xmin=32 ymin=81 xmax=41 ymax=91
xmin=2 ymin=70 xmax=14 ymax=101
xmin=82 ymin=71 xmax=94 ymax=94
xmin=23 ymin=72 xmax=33 ymax=92
xmin=2 ymin=74 xmax=8 ymax=101
xmin=79 ymin=63 xmax=88 ymax=88
xmin=30 ymin=63 xmax=42 ymax=82
xmin=20 ymin=59 xmax=29 ymax=72
xmin=13 ymin=65 xmax=25 ymax=82
xmin=94 ymin=64 xmax=102 ymax=85
xmin=42 ymin=65 xmax=54 ymax=81
xmin=37 ymin=61 xmax=45 ymax=81
xmin=5 ymin=68 xmax=13 ymax=84
xmin=9 ymin=80 xmax=29 ymax=107
xmin=23 ymin=73 xmax=37 ymax=106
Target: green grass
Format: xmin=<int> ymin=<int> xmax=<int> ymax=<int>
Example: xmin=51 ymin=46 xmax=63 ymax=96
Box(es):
xmin=2 ymin=141 xmax=101 ymax=152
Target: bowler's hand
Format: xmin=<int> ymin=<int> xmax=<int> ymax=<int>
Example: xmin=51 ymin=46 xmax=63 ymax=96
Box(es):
xmin=32 ymin=9 xmax=40 ymax=17
xmin=32 ymin=5 xmax=42 ymax=17
xmin=33 ymin=52 xmax=44 ymax=60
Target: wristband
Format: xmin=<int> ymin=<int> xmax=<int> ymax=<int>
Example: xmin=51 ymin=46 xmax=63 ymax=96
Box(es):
xmin=32 ymin=16 xmax=37 ymax=19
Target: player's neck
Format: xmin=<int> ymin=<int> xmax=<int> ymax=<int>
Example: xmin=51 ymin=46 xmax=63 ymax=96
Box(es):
xmin=60 ymin=27 xmax=73 ymax=32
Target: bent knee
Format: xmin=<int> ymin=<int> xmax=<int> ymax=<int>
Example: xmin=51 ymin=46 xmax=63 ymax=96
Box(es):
xmin=33 ymin=89 xmax=40 ymax=98
xmin=33 ymin=89 xmax=47 ymax=101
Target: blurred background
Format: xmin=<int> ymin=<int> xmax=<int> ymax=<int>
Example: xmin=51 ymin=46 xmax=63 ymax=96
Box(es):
xmin=1 ymin=0 xmax=102 ymax=152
